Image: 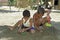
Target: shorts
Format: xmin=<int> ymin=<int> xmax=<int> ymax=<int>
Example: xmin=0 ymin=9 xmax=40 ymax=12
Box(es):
xmin=21 ymin=24 xmax=35 ymax=31
xmin=30 ymin=27 xmax=35 ymax=30
xmin=21 ymin=24 xmax=28 ymax=29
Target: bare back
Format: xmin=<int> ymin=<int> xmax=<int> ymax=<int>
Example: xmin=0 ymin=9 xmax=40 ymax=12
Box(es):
xmin=33 ymin=12 xmax=43 ymax=27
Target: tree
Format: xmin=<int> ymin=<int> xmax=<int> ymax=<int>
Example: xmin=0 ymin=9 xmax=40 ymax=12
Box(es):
xmin=15 ymin=0 xmax=29 ymax=8
xmin=8 ymin=0 xmax=14 ymax=11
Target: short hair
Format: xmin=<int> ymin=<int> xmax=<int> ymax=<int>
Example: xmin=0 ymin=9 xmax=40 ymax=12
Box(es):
xmin=23 ymin=10 xmax=30 ymax=17
xmin=37 ymin=5 xmax=45 ymax=14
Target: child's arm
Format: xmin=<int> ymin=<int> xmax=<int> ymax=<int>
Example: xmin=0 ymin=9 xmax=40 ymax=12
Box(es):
xmin=13 ymin=20 xmax=23 ymax=28
xmin=8 ymin=20 xmax=23 ymax=30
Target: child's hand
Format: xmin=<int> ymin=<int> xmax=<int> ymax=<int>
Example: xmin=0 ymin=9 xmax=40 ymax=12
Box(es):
xmin=21 ymin=29 xmax=25 ymax=32
xmin=8 ymin=26 xmax=14 ymax=30
xmin=18 ymin=29 xmax=25 ymax=33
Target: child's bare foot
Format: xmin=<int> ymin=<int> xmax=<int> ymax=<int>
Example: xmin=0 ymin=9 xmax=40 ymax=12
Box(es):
xmin=8 ymin=26 xmax=14 ymax=30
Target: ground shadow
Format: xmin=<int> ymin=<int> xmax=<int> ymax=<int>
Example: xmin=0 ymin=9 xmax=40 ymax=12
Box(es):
xmin=0 ymin=21 xmax=60 ymax=40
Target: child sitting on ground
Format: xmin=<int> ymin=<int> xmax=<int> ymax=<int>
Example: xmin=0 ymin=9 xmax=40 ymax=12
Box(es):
xmin=33 ymin=5 xmax=45 ymax=31
xmin=45 ymin=13 xmax=52 ymax=27
xmin=9 ymin=10 xmax=35 ymax=33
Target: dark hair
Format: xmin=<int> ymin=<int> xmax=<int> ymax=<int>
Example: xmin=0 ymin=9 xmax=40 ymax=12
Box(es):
xmin=37 ymin=5 xmax=45 ymax=14
xmin=23 ymin=10 xmax=30 ymax=17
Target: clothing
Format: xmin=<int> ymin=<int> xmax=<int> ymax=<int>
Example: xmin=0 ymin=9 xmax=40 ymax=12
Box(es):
xmin=22 ymin=18 xmax=30 ymax=27
xmin=45 ymin=22 xmax=52 ymax=27
xmin=21 ymin=24 xmax=28 ymax=29
xmin=21 ymin=18 xmax=35 ymax=30
xmin=21 ymin=24 xmax=35 ymax=32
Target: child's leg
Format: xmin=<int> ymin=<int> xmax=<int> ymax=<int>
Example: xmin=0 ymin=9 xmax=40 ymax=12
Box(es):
xmin=42 ymin=24 xmax=47 ymax=31
xmin=18 ymin=26 xmax=22 ymax=33
xmin=41 ymin=18 xmax=48 ymax=30
xmin=8 ymin=26 xmax=14 ymax=30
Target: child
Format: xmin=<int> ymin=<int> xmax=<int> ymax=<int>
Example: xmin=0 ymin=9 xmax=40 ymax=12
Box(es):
xmin=33 ymin=5 xmax=45 ymax=31
xmin=45 ymin=13 xmax=52 ymax=27
xmin=9 ymin=10 xmax=35 ymax=33
xmin=46 ymin=13 xmax=51 ymax=23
